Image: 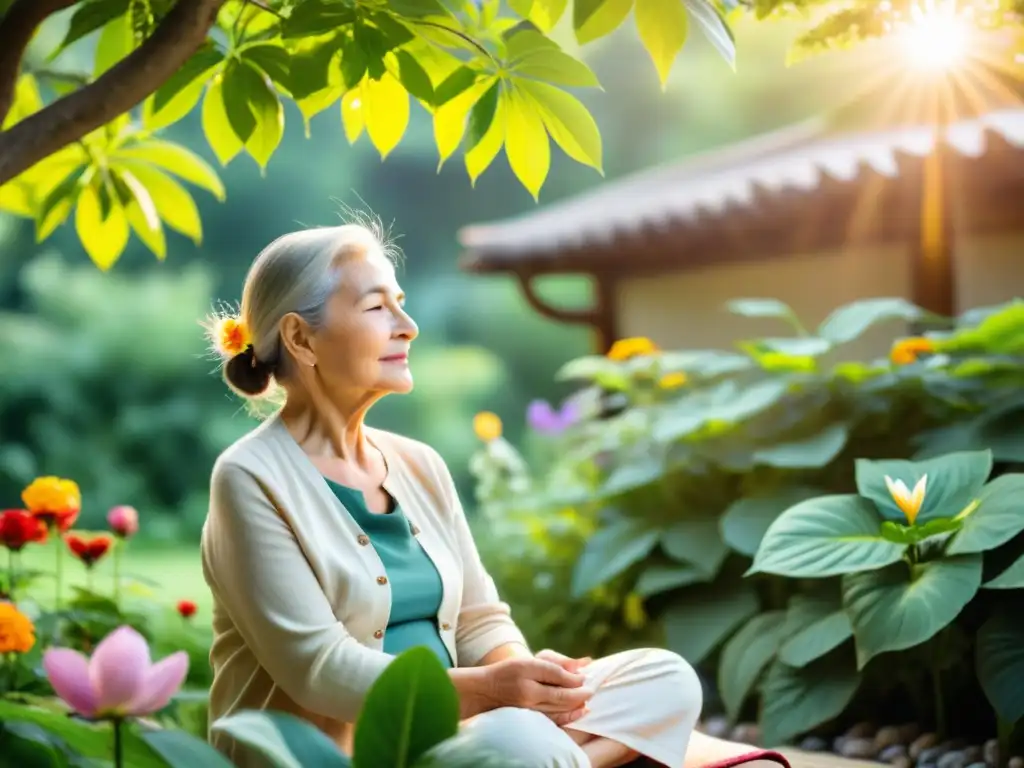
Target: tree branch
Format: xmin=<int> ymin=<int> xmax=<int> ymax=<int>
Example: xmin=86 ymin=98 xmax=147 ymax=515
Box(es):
xmin=0 ymin=0 xmax=227 ymax=186
xmin=0 ymin=0 xmax=79 ymax=127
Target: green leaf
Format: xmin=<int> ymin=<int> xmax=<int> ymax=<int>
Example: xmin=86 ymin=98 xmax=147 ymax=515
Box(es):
xmin=759 ymin=652 xmax=860 ymax=747
xmin=114 ymin=139 xmax=226 ymax=200
xmin=879 ymin=517 xmax=962 ymax=545
xmin=573 ymin=0 xmax=634 ymax=44
xmin=243 ymin=44 xmax=293 ymax=93
xmin=571 ymin=515 xmax=659 ymax=597
xmin=635 ymin=562 xmax=706 ymax=597
xmin=289 ymin=37 xmax=342 ymax=100
xmin=600 ymin=459 xmax=664 ymax=496
xmin=855 ymin=450 xmax=993 ymax=525
xmin=517 ymin=80 xmax=602 ymax=173
xmin=94 ymin=13 xmax=133 ymax=78
xmin=842 ymin=555 xmax=982 ymax=669
xmin=362 ymin=72 xmax=410 ymax=159
xmin=35 ymin=165 xmax=86 ymax=240
xmin=414 ymin=729 xmax=527 ymax=767
xmin=395 ymin=50 xmax=435 ymax=104
xmin=464 ymin=81 xmax=505 ymax=185
xmin=818 ymin=298 xmax=925 ymax=345
xmin=984 ymin=551 xmax=1024 ymax=589
xmin=75 ymin=181 xmax=129 ymax=270
xmin=947 ymin=474 xmax=1024 ymax=555
xmin=116 ymin=160 xmax=203 ymax=243
xmin=721 ymin=487 xmax=823 ymax=557
xmin=634 ymin=0 xmax=688 ymax=87
xmin=142 ymin=729 xmax=237 ymax=768
xmin=54 ymin=0 xmax=130 ymax=55
xmin=354 ymin=647 xmax=459 ymax=767
xmin=745 ymin=337 xmax=832 ymax=357
xmin=508 ymin=0 xmax=568 ymax=31
xmin=682 ymin=0 xmax=735 ymax=67
xmin=282 ymin=0 xmax=357 ymax=37
xmin=777 ymin=596 xmax=853 ymax=667
xmin=718 ymin=611 xmax=788 ymax=720
xmin=117 ymin=167 xmax=166 ymax=259
xmin=0 ymin=721 xmax=78 ymax=768
xmin=202 ymin=77 xmax=245 ymax=165
xmin=660 ymin=517 xmax=728 ymax=577
xmin=752 ymin=423 xmax=848 ymax=469
xmin=726 ymin=298 xmax=799 ymax=324
xmin=146 ymin=45 xmax=225 ymax=131
xmin=748 ymin=494 xmax=904 ymax=578
xmin=662 ymin=581 xmax=759 ymax=664
xmin=507 ymin=31 xmax=600 ymax=88
xmin=504 ymin=87 xmax=550 ymax=200
xmin=221 ymin=60 xmax=261 ymax=145
xmin=213 ymin=710 xmax=350 ymax=768
xmin=242 ymin=67 xmax=286 ymax=170
xmin=975 ymin=612 xmax=1024 ymax=723
xmin=434 ymin=67 xmax=478 ymax=106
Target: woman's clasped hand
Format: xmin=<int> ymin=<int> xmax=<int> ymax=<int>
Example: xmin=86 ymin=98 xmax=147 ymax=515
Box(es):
xmin=475 ymin=651 xmax=595 ymax=725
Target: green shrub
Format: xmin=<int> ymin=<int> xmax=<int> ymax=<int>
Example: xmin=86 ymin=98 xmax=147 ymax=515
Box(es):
xmin=471 ymin=296 xmax=1024 ymax=746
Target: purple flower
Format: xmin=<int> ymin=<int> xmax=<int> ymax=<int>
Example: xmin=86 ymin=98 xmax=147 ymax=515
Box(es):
xmin=43 ymin=625 xmax=189 ymax=719
xmin=527 ymin=399 xmax=580 ymax=435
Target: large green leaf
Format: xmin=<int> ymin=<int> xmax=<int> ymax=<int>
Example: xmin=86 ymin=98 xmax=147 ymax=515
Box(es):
xmin=748 ymin=494 xmax=904 ymax=578
xmin=725 ymin=298 xmax=799 ymax=327
xmin=855 ymin=450 xmax=993 ymax=525
xmin=660 ymin=517 xmax=728 ymax=577
xmin=718 ymin=610 xmax=788 ymax=720
xmin=842 ymin=555 xmax=983 ymax=668
xmin=975 ymin=612 xmax=1024 ymax=723
xmin=413 ymin=729 xmax=527 ymax=767
xmin=777 ymin=594 xmax=853 ymax=667
xmin=662 ymin=581 xmax=759 ymax=664
xmin=516 ymin=80 xmax=602 ymax=173
xmin=759 ymin=652 xmax=860 ymax=746
xmin=353 ymin=647 xmax=459 ymax=767
xmin=0 ymin=720 xmax=91 ymax=768
xmin=984 ymin=551 xmax=1024 ymax=589
xmin=504 ymin=87 xmax=550 ymax=200
xmin=721 ymin=486 xmax=823 ymax=557
xmin=817 ymin=298 xmax=925 ymax=344
xmin=143 ymin=729 xmax=237 ymax=768
xmin=506 ymin=30 xmax=599 ymax=88
xmin=947 ymin=474 xmax=1024 ymax=555
xmin=752 ymin=423 xmax=848 ymax=469
xmin=634 ymin=0 xmax=689 ymax=87
xmin=635 ymin=562 xmax=706 ymax=597
xmin=571 ymin=514 xmax=659 ymax=597
xmin=573 ymin=0 xmax=634 ymax=44
xmin=212 ymin=711 xmax=350 ymax=768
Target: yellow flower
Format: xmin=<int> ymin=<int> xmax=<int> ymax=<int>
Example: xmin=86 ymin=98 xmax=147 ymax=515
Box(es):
xmin=659 ymin=371 xmax=688 ymax=389
xmin=0 ymin=601 xmax=36 ymax=654
xmin=891 ymin=337 xmax=935 ymax=366
xmin=623 ymin=592 xmax=648 ymax=630
xmin=473 ymin=412 xmax=502 ymax=443
xmin=607 ymin=337 xmax=658 ymax=362
xmin=22 ymin=477 xmax=81 ymax=532
xmin=216 ymin=316 xmax=252 ymax=357
xmin=885 ymin=474 xmax=928 ymax=525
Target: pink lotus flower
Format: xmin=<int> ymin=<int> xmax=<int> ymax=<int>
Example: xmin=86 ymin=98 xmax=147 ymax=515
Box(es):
xmin=43 ymin=625 xmax=188 ymax=719
xmin=107 ymin=505 xmax=139 ymax=539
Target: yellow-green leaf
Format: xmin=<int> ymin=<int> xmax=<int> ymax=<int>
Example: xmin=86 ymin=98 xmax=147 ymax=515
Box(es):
xmin=117 ymin=160 xmax=203 ymax=244
xmin=118 ymin=168 xmax=167 ymax=259
xmin=114 ymin=139 xmax=225 ymax=201
xmin=201 ymin=77 xmax=244 ymax=166
xmin=3 ymin=74 xmax=43 ymax=130
xmin=516 ymin=79 xmax=602 ymax=173
xmin=144 ymin=45 xmax=224 ymax=132
xmin=298 ymin=84 xmax=344 ymax=136
xmin=574 ymin=0 xmax=634 ymax=44
xmin=432 ymin=78 xmax=493 ymax=169
xmin=242 ymin=70 xmax=285 ymax=171
xmin=635 ymin=0 xmax=689 ymax=87
xmin=465 ymin=84 xmax=506 ymax=185
xmin=504 ymin=87 xmax=550 ymax=200
xmin=362 ymin=72 xmax=409 ymax=159
xmin=341 ymin=88 xmax=365 ymax=144
xmin=510 ymin=0 xmax=568 ymax=31
xmin=94 ymin=14 xmax=133 ymax=78
xmin=144 ymin=77 xmax=206 ymax=132
xmin=75 ymin=182 xmax=129 ymax=270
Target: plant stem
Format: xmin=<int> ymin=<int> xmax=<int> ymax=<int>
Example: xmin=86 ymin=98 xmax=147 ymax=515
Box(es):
xmin=113 ymin=717 xmax=124 ymax=768
xmin=7 ymin=547 xmax=14 ymax=602
xmin=86 ymin=565 xmax=93 ymax=593
xmin=113 ymin=546 xmax=121 ymax=608
xmin=54 ymin=536 xmax=63 ymax=611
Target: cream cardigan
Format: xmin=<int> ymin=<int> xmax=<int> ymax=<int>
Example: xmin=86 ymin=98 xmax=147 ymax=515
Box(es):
xmin=200 ymin=414 xmax=528 ymax=761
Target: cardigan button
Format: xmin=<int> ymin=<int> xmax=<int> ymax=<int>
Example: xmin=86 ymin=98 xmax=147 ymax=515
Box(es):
xmin=373 ymin=629 xmax=383 ymax=639
xmin=376 ymin=575 xmax=388 ymax=585
xmin=357 ymin=534 xmax=370 ymax=546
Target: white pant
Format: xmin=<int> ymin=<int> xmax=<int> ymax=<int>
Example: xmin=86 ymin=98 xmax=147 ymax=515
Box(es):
xmin=460 ymin=648 xmax=703 ymax=767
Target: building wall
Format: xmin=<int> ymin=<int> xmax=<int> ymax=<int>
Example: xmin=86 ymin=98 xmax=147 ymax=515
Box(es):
xmin=614 ymin=235 xmax=1023 ymax=359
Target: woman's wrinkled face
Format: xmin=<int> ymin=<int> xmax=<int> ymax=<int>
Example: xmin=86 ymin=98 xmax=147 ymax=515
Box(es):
xmin=309 ymin=247 xmax=418 ymax=396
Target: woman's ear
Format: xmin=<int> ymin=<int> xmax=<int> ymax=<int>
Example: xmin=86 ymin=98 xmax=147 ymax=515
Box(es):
xmin=279 ymin=312 xmax=317 ymax=368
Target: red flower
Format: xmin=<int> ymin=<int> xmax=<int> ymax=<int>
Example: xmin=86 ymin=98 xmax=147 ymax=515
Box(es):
xmin=64 ymin=534 xmax=113 ymax=568
xmin=0 ymin=509 xmax=47 ymax=552
xmin=176 ymin=600 xmax=197 ymax=620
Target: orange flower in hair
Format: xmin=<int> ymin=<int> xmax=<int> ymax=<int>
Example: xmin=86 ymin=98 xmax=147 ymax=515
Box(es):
xmin=210 ymin=316 xmax=251 ymax=358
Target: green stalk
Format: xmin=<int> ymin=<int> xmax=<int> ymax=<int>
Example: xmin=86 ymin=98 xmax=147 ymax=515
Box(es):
xmin=113 ymin=718 xmax=124 ymax=768
xmin=54 ymin=536 xmax=64 ymax=612
xmin=7 ymin=548 xmax=14 ymax=602
xmin=113 ymin=545 xmax=122 ymax=608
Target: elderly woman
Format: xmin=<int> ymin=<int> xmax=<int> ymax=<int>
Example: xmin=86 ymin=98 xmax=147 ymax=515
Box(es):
xmin=201 ymin=223 xmax=790 ymax=768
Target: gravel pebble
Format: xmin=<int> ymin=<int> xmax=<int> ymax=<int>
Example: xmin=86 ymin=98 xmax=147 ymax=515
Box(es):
xmin=846 ymin=722 xmax=877 ymax=739
xmin=875 ymin=727 xmax=904 ymax=752
xmin=840 ymin=737 xmax=878 ymax=759
xmin=880 ymin=745 xmax=910 ymax=763
xmin=919 ymin=746 xmax=946 ymax=765
xmin=938 ymin=750 xmax=968 ymax=768
xmin=912 ymin=734 xmax=941 ymax=760
xmin=984 ymin=739 xmax=999 ymax=767
xmin=892 ymin=757 xmax=913 ymax=768
xmin=899 ymin=724 xmax=923 ymax=744
xmin=963 ymin=746 xmax=983 ymax=764
xmin=966 ymin=762 xmax=988 ymax=768
xmin=1008 ymin=757 xmax=1023 ymax=768
xmin=703 ymin=716 xmax=730 ymax=739
xmin=730 ymin=723 xmax=760 ymax=745
xmin=799 ymin=736 xmax=829 ymax=752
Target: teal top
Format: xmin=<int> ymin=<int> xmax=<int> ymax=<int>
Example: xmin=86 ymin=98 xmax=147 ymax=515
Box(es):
xmin=324 ymin=479 xmax=453 ymax=668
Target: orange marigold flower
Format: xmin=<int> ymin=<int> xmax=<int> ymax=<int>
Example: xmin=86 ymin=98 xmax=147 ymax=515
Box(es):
xmin=214 ymin=316 xmax=252 ymax=358
xmin=22 ymin=477 xmax=81 ymax=532
xmin=65 ymin=534 xmax=113 ymax=568
xmin=890 ymin=337 xmax=935 ymax=365
xmin=607 ymin=337 xmax=658 ymax=362
xmin=0 ymin=509 xmax=47 ymax=551
xmin=0 ymin=601 xmax=36 ymax=654
xmin=176 ymin=600 xmax=198 ymax=619
xmin=659 ymin=371 xmax=688 ymax=389
xmin=473 ymin=412 xmax=502 ymax=443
